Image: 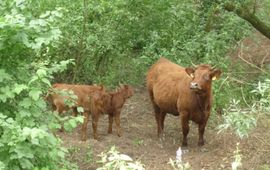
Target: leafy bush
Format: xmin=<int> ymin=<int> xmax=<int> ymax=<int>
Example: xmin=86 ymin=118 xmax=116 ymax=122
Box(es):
xmin=97 ymin=146 xmax=145 ymax=170
xmin=218 ymin=78 xmax=270 ymax=138
xmin=218 ymin=99 xmax=257 ymax=138
xmin=0 ymin=1 xmax=82 ymax=169
xmin=251 ymin=78 xmax=270 ymax=113
xmin=0 ymin=60 xmax=82 ymax=170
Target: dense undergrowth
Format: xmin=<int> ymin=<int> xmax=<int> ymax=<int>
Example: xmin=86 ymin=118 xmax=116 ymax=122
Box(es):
xmin=0 ymin=0 xmax=270 ymax=169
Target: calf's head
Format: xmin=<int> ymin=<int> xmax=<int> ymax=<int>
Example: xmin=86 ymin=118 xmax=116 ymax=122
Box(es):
xmin=120 ymin=84 xmax=134 ymax=98
xmin=185 ymin=65 xmax=221 ymax=93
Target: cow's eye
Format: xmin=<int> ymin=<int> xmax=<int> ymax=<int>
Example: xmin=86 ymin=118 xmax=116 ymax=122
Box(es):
xmin=203 ymin=75 xmax=210 ymax=81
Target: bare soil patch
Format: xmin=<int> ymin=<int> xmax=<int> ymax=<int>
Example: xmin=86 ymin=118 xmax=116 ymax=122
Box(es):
xmin=57 ymin=88 xmax=270 ymax=170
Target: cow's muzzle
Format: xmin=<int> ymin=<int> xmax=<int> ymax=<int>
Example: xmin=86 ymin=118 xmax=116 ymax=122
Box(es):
xmin=190 ymin=82 xmax=201 ymax=90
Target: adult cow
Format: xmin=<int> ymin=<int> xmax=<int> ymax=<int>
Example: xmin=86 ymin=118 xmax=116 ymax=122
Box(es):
xmin=146 ymin=57 xmax=221 ymax=146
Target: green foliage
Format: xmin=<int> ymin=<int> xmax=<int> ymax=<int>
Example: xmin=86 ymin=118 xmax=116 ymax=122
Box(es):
xmin=28 ymin=0 xmax=252 ymax=87
xmin=251 ymin=78 xmax=270 ymax=112
xmin=0 ymin=60 xmax=79 ymax=170
xmin=97 ymin=146 xmax=145 ymax=170
xmin=218 ymin=100 xmax=257 ymax=139
xmin=85 ymin=145 xmax=94 ymax=163
xmin=0 ymin=0 xmax=80 ymax=169
xmin=132 ymin=138 xmax=144 ymax=147
xmin=218 ymin=78 xmax=270 ymax=138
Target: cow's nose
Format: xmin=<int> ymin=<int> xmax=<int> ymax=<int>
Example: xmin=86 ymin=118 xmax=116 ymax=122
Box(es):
xmin=190 ymin=82 xmax=199 ymax=89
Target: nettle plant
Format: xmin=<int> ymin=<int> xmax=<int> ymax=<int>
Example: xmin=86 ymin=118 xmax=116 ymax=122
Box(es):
xmin=0 ymin=0 xmax=82 ymax=169
xmin=0 ymin=60 xmax=83 ymax=170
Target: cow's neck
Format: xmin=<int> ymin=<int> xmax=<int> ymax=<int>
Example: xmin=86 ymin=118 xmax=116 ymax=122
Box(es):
xmin=195 ymin=89 xmax=211 ymax=113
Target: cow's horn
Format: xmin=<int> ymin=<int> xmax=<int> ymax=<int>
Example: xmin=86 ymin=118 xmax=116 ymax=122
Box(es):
xmin=191 ymin=62 xmax=197 ymax=68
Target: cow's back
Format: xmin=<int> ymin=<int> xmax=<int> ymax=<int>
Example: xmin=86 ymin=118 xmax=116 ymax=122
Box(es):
xmin=146 ymin=58 xmax=183 ymax=90
xmin=146 ymin=58 xmax=190 ymax=115
xmin=51 ymin=84 xmax=104 ymax=110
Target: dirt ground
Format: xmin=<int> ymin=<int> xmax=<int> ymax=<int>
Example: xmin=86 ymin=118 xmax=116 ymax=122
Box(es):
xmin=57 ymin=88 xmax=270 ymax=170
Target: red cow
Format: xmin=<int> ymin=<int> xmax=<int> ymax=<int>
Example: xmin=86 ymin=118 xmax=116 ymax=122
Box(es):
xmin=87 ymin=84 xmax=134 ymax=140
xmin=146 ymin=58 xmax=221 ymax=146
xmin=47 ymin=83 xmax=105 ymax=140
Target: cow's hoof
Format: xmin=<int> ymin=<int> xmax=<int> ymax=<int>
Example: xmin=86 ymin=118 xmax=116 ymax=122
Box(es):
xmin=198 ymin=141 xmax=205 ymax=146
xmin=158 ymin=133 xmax=165 ymax=141
xmin=181 ymin=141 xmax=188 ymax=147
xmin=117 ymin=131 xmax=122 ymax=137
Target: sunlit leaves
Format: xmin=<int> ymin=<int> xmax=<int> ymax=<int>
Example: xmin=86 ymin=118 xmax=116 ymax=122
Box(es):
xmin=0 ymin=69 xmax=11 ymax=82
xmin=63 ymin=116 xmax=83 ymax=132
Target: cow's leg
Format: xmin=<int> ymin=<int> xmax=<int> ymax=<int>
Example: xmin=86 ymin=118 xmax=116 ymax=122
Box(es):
xmin=198 ymin=113 xmax=210 ymax=146
xmin=91 ymin=113 xmax=100 ymax=140
xmin=180 ymin=113 xmax=189 ymax=147
xmin=160 ymin=112 xmax=166 ymax=131
xmin=148 ymin=90 xmax=163 ymax=138
xmin=198 ymin=123 xmax=206 ymax=146
xmin=114 ymin=111 xmax=122 ymax=137
xmin=81 ymin=112 xmax=89 ymax=141
xmin=55 ymin=104 xmax=65 ymax=132
xmin=154 ymin=105 xmax=163 ymax=138
xmin=108 ymin=114 xmax=113 ymax=134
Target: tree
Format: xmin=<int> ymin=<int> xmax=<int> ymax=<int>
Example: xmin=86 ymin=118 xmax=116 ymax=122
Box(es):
xmin=224 ymin=0 xmax=270 ymax=39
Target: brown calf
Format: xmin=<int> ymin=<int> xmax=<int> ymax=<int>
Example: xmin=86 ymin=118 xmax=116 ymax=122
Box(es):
xmin=48 ymin=83 xmax=105 ymax=140
xmin=146 ymin=58 xmax=221 ymax=146
xmin=85 ymin=84 xmax=133 ymax=140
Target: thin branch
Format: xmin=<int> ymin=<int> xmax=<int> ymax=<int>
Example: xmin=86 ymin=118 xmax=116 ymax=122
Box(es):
xmin=260 ymin=49 xmax=269 ymax=68
xmin=241 ymin=86 xmax=251 ymax=108
xmin=238 ymin=53 xmax=260 ymax=71
xmin=218 ymin=76 xmax=229 ymax=91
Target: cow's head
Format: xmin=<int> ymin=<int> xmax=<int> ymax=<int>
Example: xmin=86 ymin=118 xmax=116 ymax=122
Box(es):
xmin=185 ymin=65 xmax=221 ymax=93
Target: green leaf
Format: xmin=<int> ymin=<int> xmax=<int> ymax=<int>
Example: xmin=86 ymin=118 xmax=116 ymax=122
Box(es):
xmin=19 ymin=98 xmax=32 ymax=108
xmin=0 ymin=69 xmax=11 ymax=82
xmin=36 ymin=69 xmax=47 ymax=78
xmin=20 ymin=158 xmax=34 ymax=169
xmin=41 ymin=78 xmax=51 ymax=86
xmin=77 ymin=107 xmax=84 ymax=113
xmin=29 ymin=89 xmax=42 ymax=101
xmin=13 ymin=84 xmax=28 ymax=94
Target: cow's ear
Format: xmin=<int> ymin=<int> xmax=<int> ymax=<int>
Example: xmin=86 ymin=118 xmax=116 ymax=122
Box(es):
xmin=185 ymin=67 xmax=195 ymax=78
xmin=211 ymin=69 xmax=222 ymax=80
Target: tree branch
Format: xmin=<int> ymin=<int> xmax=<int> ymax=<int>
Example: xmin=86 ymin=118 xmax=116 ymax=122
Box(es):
xmin=224 ymin=2 xmax=270 ymax=39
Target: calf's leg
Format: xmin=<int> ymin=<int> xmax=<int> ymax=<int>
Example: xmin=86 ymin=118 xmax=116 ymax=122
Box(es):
xmin=55 ymin=103 xmax=65 ymax=132
xmin=81 ymin=112 xmax=89 ymax=141
xmin=108 ymin=114 xmax=113 ymax=134
xmin=92 ymin=113 xmax=100 ymax=140
xmin=114 ymin=112 xmax=122 ymax=137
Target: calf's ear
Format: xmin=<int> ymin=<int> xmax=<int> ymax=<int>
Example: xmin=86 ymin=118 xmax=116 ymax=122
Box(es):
xmin=185 ymin=67 xmax=195 ymax=78
xmin=211 ymin=69 xmax=222 ymax=80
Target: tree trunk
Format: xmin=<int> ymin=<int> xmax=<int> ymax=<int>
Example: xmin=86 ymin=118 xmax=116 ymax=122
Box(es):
xmin=72 ymin=0 xmax=88 ymax=83
xmin=224 ymin=3 xmax=270 ymax=39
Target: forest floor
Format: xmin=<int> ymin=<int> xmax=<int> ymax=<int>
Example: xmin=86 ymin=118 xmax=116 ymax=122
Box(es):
xmin=57 ymin=87 xmax=270 ymax=170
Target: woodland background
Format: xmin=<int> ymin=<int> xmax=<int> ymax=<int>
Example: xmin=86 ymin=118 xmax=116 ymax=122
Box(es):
xmin=0 ymin=0 xmax=270 ymax=169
